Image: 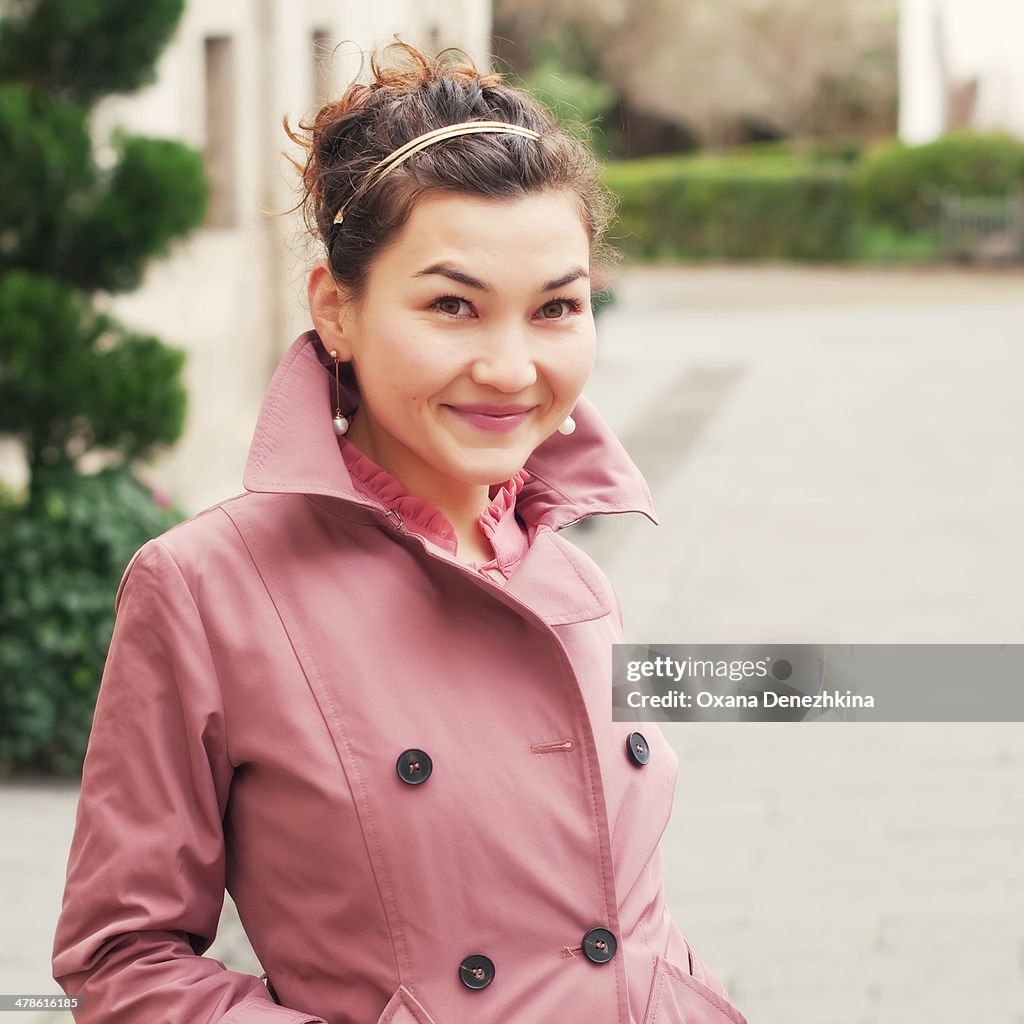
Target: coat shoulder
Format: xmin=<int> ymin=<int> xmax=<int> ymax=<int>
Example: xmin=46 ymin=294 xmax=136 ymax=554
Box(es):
xmin=117 ymin=491 xmax=305 ymax=607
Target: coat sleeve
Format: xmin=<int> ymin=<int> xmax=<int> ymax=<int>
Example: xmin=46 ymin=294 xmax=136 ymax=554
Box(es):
xmin=52 ymin=539 xmax=327 ymax=1024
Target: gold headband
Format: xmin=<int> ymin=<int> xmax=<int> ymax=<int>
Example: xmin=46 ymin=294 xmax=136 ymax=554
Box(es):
xmin=331 ymin=120 xmax=541 ymax=226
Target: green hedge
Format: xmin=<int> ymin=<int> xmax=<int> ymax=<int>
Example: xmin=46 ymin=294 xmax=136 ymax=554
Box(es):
xmin=602 ymin=134 xmax=1024 ymax=262
xmin=854 ymin=133 xmax=1024 ymax=231
xmin=603 ymin=151 xmax=856 ymax=261
xmin=0 ymin=466 xmax=181 ymax=776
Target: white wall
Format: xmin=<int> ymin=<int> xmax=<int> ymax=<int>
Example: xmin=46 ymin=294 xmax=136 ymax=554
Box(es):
xmin=900 ymin=0 xmax=1024 ymax=143
xmin=1 ymin=0 xmax=492 ymax=513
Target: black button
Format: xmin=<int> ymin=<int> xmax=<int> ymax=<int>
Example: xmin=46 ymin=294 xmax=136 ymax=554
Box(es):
xmin=396 ymin=748 xmax=432 ymax=784
xmin=459 ymin=954 xmax=495 ymax=989
xmin=626 ymin=731 xmax=650 ymax=766
xmin=582 ymin=927 xmax=618 ymax=964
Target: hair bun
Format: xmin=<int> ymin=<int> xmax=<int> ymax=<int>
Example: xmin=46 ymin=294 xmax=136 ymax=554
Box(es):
xmin=282 ymin=39 xmax=617 ymax=301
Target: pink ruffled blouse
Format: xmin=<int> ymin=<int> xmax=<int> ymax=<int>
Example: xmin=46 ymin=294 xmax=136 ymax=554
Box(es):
xmin=338 ymin=437 xmax=530 ymax=582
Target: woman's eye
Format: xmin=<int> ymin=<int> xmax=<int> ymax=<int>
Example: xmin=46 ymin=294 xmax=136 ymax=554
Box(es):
xmin=539 ymin=298 xmax=582 ymax=320
xmin=434 ymin=296 xmax=470 ymax=317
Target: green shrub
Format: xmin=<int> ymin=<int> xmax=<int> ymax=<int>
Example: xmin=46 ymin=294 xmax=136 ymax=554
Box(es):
xmin=0 ymin=271 xmax=188 ymax=484
xmin=0 ymin=0 xmax=200 ymax=777
xmin=0 ymin=466 xmax=181 ymax=776
xmin=846 ymin=222 xmax=941 ymax=263
xmin=603 ymin=150 xmax=855 ymax=261
xmin=854 ymin=133 xmax=1024 ymax=231
xmin=519 ymin=61 xmax=615 ymax=158
xmin=0 ymin=0 xmax=187 ymax=107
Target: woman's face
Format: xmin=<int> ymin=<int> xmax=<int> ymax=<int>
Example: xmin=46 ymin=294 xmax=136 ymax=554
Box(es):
xmin=317 ymin=190 xmax=597 ymax=506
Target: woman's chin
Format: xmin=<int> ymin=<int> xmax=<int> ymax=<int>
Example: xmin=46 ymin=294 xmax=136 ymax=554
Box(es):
xmin=445 ymin=449 xmax=530 ymax=488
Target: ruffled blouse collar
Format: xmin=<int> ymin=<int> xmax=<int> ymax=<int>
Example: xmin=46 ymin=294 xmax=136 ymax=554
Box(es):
xmin=337 ymin=436 xmax=529 ymax=580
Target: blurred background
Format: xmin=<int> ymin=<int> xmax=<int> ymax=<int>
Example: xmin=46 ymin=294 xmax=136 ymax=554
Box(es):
xmin=1 ymin=1 xmax=1022 ymax=1022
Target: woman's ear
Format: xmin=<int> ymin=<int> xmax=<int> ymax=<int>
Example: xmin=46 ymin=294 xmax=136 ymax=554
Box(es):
xmin=308 ymin=260 xmax=354 ymax=359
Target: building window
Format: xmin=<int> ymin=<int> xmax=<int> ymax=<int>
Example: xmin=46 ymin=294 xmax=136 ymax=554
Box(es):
xmin=204 ymin=35 xmax=236 ymax=229
xmin=312 ymin=28 xmax=333 ymax=108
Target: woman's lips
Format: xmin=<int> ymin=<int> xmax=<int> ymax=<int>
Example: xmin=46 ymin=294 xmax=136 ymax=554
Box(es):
xmin=445 ymin=404 xmax=534 ymax=434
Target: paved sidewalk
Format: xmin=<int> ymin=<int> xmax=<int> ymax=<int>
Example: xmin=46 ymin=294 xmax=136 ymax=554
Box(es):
xmin=575 ymin=265 xmax=1024 ymax=1023
xmin=4 ymin=266 xmax=1022 ymax=1023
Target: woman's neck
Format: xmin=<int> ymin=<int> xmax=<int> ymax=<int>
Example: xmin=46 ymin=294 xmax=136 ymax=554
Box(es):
xmin=346 ymin=416 xmax=496 ymax=564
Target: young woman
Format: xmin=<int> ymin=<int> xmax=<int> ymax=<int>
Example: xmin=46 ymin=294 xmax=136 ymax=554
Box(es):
xmin=52 ymin=43 xmax=747 ymax=1024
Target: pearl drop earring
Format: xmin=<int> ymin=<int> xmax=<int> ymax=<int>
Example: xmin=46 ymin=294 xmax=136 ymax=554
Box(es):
xmin=557 ymin=414 xmax=576 ymax=436
xmin=330 ymin=350 xmax=349 ymax=436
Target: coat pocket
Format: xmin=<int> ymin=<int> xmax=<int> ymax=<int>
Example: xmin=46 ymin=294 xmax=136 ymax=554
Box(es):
xmin=375 ymin=985 xmax=439 ymax=1024
xmin=642 ymin=955 xmax=748 ymax=1024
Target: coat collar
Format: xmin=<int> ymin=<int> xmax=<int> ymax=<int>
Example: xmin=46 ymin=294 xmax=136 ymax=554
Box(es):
xmin=243 ymin=330 xmax=657 ymax=531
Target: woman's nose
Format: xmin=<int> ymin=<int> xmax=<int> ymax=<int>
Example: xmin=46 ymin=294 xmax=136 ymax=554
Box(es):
xmin=469 ymin=331 xmax=538 ymax=392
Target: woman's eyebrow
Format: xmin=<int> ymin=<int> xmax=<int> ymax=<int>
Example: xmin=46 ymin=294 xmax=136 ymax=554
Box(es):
xmin=413 ymin=262 xmax=589 ymax=293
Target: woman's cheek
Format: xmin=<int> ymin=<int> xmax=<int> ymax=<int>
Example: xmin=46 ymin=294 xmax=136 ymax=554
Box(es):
xmin=563 ymin=337 xmax=598 ymax=397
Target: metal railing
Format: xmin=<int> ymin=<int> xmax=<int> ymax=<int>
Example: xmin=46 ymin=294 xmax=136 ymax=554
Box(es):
xmin=937 ymin=188 xmax=1024 ymax=262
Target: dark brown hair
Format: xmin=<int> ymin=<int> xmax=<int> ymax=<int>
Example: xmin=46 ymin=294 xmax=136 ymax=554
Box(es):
xmin=284 ymin=41 xmax=618 ymax=300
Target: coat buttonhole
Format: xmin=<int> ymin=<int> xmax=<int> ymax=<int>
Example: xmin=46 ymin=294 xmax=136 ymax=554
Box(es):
xmin=531 ymin=738 xmax=576 ymax=754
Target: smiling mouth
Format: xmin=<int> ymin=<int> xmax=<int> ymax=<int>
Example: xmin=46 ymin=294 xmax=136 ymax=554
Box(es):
xmin=444 ymin=404 xmax=536 ymax=434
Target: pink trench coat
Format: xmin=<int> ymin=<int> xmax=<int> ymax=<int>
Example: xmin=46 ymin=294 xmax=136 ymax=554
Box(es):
xmin=52 ymin=331 xmax=748 ymax=1024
